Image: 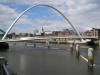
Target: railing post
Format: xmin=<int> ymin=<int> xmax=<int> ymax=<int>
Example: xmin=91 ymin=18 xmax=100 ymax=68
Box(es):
xmin=0 ymin=57 xmax=5 ymax=75
xmin=88 ymin=48 xmax=94 ymax=67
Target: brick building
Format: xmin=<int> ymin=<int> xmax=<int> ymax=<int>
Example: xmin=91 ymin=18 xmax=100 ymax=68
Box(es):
xmin=82 ymin=30 xmax=91 ymax=36
xmin=52 ymin=29 xmax=77 ymax=36
xmin=91 ymin=28 xmax=100 ymax=38
xmin=52 ymin=31 xmax=59 ymax=36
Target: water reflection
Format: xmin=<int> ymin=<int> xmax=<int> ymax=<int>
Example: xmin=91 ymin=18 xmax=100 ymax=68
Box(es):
xmin=76 ymin=55 xmax=80 ymax=60
xmin=89 ymin=45 xmax=99 ymax=50
xmin=20 ymin=54 xmax=26 ymax=72
xmin=0 ymin=49 xmax=8 ymax=52
xmin=88 ymin=66 xmax=94 ymax=75
xmin=70 ymin=50 xmax=73 ymax=55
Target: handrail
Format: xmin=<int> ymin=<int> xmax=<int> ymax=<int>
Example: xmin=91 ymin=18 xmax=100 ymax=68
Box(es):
xmin=2 ymin=64 xmax=9 ymax=75
xmin=0 ymin=57 xmax=9 ymax=75
xmin=34 ymin=36 xmax=96 ymax=38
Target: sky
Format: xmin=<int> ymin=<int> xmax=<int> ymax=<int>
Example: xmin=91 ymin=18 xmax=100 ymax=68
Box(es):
xmin=0 ymin=0 xmax=100 ymax=34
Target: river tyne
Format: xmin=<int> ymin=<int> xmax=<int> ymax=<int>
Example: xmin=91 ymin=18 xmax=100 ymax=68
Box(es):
xmin=0 ymin=42 xmax=100 ymax=75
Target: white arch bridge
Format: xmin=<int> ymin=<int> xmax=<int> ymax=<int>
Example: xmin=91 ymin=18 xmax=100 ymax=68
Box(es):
xmin=2 ymin=4 xmax=82 ymax=40
xmin=0 ymin=4 xmax=98 ymax=46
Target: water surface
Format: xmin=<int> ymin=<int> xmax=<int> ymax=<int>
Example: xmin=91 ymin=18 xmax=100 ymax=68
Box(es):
xmin=0 ymin=42 xmax=100 ymax=75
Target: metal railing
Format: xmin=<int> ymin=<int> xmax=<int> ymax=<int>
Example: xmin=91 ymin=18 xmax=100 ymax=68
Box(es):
xmin=2 ymin=64 xmax=9 ymax=75
xmin=34 ymin=36 xmax=97 ymax=38
xmin=0 ymin=57 xmax=9 ymax=75
xmin=0 ymin=35 xmax=98 ymax=42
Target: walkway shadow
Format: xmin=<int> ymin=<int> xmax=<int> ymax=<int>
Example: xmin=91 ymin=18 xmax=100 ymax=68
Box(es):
xmin=0 ymin=49 xmax=8 ymax=52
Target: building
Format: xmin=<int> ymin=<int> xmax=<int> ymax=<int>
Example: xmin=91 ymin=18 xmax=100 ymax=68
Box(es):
xmin=35 ymin=27 xmax=45 ymax=36
xmin=62 ymin=29 xmax=76 ymax=34
xmin=28 ymin=33 xmax=33 ymax=37
xmin=82 ymin=30 xmax=91 ymax=36
xmin=10 ymin=32 xmax=16 ymax=38
xmin=91 ymin=28 xmax=100 ymax=38
xmin=52 ymin=29 xmax=77 ymax=36
xmin=34 ymin=30 xmax=38 ymax=36
xmin=52 ymin=31 xmax=59 ymax=36
xmin=19 ymin=33 xmax=28 ymax=37
xmin=41 ymin=27 xmax=44 ymax=36
xmin=62 ymin=29 xmax=77 ymax=36
xmin=45 ymin=31 xmax=52 ymax=36
xmin=82 ymin=28 xmax=100 ymax=38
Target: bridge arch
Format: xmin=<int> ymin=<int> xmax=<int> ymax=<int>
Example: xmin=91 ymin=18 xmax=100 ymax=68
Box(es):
xmin=2 ymin=4 xmax=81 ymax=40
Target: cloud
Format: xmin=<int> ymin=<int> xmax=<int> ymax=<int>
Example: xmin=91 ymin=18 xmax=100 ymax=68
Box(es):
xmin=10 ymin=18 xmax=72 ymax=33
xmin=1 ymin=0 xmax=100 ymax=34
xmin=0 ymin=4 xmax=20 ymax=31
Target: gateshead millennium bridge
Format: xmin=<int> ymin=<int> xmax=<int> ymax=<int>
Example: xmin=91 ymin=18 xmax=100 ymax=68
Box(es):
xmin=0 ymin=4 xmax=98 ymax=49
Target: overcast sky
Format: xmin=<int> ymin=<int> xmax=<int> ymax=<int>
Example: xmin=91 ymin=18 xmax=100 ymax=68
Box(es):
xmin=0 ymin=0 xmax=100 ymax=34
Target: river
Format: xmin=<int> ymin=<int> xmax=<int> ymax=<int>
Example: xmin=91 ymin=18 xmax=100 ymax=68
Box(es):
xmin=0 ymin=42 xmax=100 ymax=75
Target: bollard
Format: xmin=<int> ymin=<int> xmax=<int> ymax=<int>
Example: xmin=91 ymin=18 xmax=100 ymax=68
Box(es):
xmin=70 ymin=43 xmax=73 ymax=51
xmin=25 ymin=41 xmax=27 ymax=46
xmin=14 ymin=42 xmax=16 ymax=45
xmin=47 ymin=42 xmax=50 ymax=49
xmin=88 ymin=48 xmax=94 ymax=67
xmin=0 ymin=57 xmax=5 ymax=75
xmin=76 ymin=44 xmax=80 ymax=56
